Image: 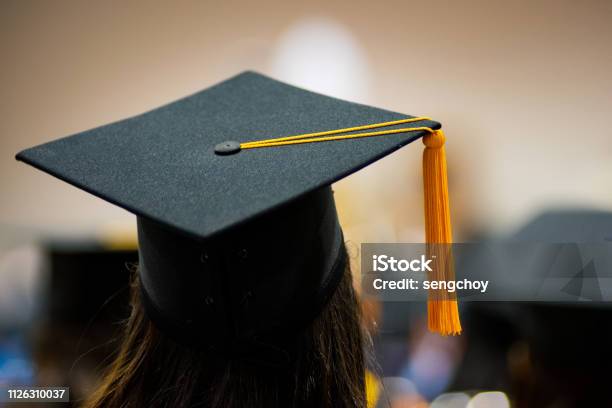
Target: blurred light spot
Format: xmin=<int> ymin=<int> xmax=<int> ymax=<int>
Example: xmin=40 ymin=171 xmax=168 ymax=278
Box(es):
xmin=0 ymin=245 xmax=43 ymax=328
xmin=0 ymin=335 xmax=35 ymax=385
xmin=467 ymin=391 xmax=510 ymax=408
xmin=382 ymin=377 xmax=428 ymax=408
xmin=99 ymin=219 xmax=138 ymax=250
xmin=402 ymin=331 xmax=458 ymax=399
xmin=270 ymin=17 xmax=369 ymax=102
xmin=382 ymin=376 xmax=418 ymax=395
xmin=431 ymin=392 xmax=470 ymax=408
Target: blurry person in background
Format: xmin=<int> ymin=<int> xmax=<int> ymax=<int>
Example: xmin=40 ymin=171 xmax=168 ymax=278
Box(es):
xmin=32 ymin=242 xmax=136 ymax=405
xmin=452 ymin=210 xmax=612 ymax=408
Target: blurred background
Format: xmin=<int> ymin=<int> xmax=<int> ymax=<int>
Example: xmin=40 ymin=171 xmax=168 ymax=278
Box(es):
xmin=1 ymin=1 xmax=611 ymax=407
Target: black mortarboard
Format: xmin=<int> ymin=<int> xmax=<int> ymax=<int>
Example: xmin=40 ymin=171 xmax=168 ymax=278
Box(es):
xmin=16 ymin=71 xmax=455 ymax=362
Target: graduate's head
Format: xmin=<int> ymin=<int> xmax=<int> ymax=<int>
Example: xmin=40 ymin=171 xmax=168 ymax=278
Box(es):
xmin=85 ymin=247 xmax=367 ymax=408
xmin=85 ymin=185 xmax=369 ymax=408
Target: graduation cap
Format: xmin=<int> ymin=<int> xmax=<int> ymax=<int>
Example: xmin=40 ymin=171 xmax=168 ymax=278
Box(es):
xmin=16 ymin=72 xmax=461 ymax=359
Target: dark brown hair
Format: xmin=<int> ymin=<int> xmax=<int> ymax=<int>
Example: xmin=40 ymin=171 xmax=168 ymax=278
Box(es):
xmin=85 ymin=262 xmax=367 ymax=408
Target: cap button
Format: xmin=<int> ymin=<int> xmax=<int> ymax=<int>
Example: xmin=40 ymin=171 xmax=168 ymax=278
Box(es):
xmin=214 ymin=141 xmax=241 ymax=155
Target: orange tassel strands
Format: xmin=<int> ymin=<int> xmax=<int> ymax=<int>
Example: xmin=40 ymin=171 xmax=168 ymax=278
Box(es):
xmin=422 ymin=130 xmax=462 ymax=335
xmin=234 ymin=116 xmax=463 ymax=335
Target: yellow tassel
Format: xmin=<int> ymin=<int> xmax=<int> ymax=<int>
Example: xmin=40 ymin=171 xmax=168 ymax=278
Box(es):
xmin=423 ymin=130 xmax=462 ymax=335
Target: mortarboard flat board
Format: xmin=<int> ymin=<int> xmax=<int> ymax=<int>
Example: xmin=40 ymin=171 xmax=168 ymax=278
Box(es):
xmin=16 ymin=71 xmax=439 ymax=240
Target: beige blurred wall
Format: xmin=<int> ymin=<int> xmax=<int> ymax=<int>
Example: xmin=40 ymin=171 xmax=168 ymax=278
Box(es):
xmin=1 ymin=0 xmax=611 ymax=242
